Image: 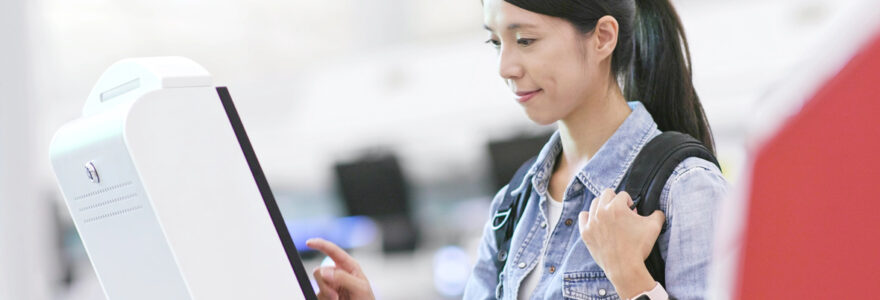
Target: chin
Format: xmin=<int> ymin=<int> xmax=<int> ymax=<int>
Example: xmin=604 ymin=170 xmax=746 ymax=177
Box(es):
xmin=523 ymin=110 xmax=559 ymax=126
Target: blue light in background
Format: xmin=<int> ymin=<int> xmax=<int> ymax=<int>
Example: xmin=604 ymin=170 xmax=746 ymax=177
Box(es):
xmin=287 ymin=216 xmax=378 ymax=252
xmin=433 ymin=245 xmax=471 ymax=297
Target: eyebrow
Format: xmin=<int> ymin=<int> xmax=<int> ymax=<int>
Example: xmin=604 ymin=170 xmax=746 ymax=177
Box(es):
xmin=483 ymin=23 xmax=537 ymax=32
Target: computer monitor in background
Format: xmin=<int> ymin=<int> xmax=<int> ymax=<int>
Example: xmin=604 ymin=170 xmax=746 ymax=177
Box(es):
xmin=334 ymin=153 xmax=419 ymax=252
xmin=487 ymin=132 xmax=554 ymax=191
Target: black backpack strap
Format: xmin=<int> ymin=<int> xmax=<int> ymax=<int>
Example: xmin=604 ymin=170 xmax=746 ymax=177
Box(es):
xmin=616 ymin=131 xmax=720 ymax=287
xmin=492 ymin=156 xmax=537 ymax=288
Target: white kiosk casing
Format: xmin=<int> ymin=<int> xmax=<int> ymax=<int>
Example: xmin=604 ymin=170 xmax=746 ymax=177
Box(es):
xmin=49 ymin=57 xmax=315 ymax=300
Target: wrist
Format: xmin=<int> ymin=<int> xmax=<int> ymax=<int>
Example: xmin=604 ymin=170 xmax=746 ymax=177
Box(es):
xmin=630 ymin=282 xmax=668 ymax=300
xmin=606 ymin=262 xmax=655 ymax=300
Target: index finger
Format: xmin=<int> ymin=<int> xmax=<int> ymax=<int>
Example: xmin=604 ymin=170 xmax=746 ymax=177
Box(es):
xmin=611 ymin=191 xmax=633 ymax=210
xmin=306 ymin=238 xmax=362 ymax=275
xmin=597 ymin=188 xmax=615 ymax=208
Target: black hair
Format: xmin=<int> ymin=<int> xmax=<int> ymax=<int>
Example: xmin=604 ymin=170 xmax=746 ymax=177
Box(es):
xmin=503 ymin=0 xmax=715 ymax=154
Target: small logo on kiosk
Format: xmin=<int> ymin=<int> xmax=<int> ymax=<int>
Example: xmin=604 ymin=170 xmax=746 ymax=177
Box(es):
xmin=84 ymin=161 xmax=100 ymax=183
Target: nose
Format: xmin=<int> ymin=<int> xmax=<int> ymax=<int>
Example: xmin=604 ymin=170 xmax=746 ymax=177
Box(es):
xmin=498 ymin=46 xmax=524 ymax=82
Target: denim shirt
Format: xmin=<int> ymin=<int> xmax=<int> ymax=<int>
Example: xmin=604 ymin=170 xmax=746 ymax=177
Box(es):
xmin=463 ymin=102 xmax=727 ymax=300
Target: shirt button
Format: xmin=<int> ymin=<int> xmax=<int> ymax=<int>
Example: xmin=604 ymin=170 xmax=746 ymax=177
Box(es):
xmin=540 ymin=222 xmax=547 ymax=228
xmin=564 ymin=219 xmax=573 ymax=226
xmin=599 ymin=288 xmax=607 ymax=296
xmin=548 ymin=266 xmax=556 ymax=273
xmin=517 ymin=262 xmax=526 ymax=269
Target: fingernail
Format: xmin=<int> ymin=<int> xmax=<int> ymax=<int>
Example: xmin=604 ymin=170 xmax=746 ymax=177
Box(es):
xmin=320 ymin=267 xmax=335 ymax=282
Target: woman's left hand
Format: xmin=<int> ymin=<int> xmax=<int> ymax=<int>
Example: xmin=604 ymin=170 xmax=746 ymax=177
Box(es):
xmin=578 ymin=189 xmax=665 ymax=299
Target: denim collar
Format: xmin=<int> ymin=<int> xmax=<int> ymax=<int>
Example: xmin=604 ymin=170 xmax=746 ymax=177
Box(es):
xmin=509 ymin=101 xmax=658 ymax=198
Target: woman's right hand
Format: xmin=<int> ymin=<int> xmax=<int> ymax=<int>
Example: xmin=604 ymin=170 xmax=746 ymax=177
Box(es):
xmin=305 ymin=238 xmax=375 ymax=300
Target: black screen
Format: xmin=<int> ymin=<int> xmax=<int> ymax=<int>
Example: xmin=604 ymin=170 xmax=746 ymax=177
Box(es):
xmin=335 ymin=154 xmax=410 ymax=217
xmin=488 ymin=132 xmax=553 ymax=191
xmin=334 ymin=154 xmax=418 ymax=252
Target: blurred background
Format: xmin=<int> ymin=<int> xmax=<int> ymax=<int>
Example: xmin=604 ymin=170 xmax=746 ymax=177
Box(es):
xmin=0 ymin=0 xmax=873 ymax=299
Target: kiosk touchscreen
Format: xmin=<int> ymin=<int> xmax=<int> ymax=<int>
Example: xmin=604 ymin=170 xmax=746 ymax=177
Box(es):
xmin=49 ymin=57 xmax=317 ymax=300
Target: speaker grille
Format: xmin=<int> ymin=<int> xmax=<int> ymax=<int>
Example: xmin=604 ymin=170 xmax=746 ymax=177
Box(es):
xmin=74 ymin=181 xmax=133 ymax=200
xmin=79 ymin=193 xmax=138 ymax=212
xmin=73 ymin=180 xmax=144 ymax=224
xmin=83 ymin=205 xmax=144 ymax=224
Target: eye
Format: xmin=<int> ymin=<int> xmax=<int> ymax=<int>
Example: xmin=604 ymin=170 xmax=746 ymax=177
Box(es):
xmin=517 ymin=38 xmax=536 ymax=47
xmin=484 ymin=38 xmax=501 ymax=48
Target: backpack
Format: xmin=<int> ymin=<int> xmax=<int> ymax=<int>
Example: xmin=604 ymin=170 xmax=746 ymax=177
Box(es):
xmin=491 ymin=131 xmax=719 ymax=292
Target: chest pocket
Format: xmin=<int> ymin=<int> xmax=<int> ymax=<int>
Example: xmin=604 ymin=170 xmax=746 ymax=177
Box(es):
xmin=562 ymin=271 xmax=620 ymax=300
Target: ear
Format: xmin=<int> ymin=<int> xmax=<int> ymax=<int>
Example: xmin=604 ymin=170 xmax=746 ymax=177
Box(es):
xmin=591 ymin=15 xmax=619 ymax=62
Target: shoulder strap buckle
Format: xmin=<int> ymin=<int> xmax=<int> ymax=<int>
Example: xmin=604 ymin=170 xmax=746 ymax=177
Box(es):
xmin=491 ymin=208 xmax=512 ymax=231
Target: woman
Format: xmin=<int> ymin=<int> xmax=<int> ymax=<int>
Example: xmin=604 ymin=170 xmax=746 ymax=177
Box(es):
xmin=306 ymin=0 xmax=727 ymax=299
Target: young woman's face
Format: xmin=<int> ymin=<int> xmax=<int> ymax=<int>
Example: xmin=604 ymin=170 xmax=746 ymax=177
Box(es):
xmin=483 ymin=0 xmax=602 ymax=125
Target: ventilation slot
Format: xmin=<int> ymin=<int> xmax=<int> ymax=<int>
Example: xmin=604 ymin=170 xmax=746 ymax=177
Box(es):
xmin=74 ymin=181 xmax=133 ymax=201
xmin=83 ymin=206 xmax=143 ymax=224
xmin=79 ymin=193 xmax=138 ymax=212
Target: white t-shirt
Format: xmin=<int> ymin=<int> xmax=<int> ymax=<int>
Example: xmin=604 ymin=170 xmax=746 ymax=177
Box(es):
xmin=518 ymin=195 xmax=564 ymax=299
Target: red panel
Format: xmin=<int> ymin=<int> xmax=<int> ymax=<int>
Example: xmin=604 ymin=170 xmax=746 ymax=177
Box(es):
xmin=737 ymin=32 xmax=880 ymax=298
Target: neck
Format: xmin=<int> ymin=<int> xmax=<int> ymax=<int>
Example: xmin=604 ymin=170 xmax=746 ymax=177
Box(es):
xmin=556 ymin=82 xmax=631 ymax=172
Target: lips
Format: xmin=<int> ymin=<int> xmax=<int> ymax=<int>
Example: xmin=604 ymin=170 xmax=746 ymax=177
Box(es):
xmin=515 ymin=89 xmax=542 ymax=103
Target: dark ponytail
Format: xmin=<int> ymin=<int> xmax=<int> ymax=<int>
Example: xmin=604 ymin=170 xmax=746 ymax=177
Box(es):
xmin=626 ymin=0 xmax=714 ymax=154
xmin=503 ymin=0 xmax=715 ymax=154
